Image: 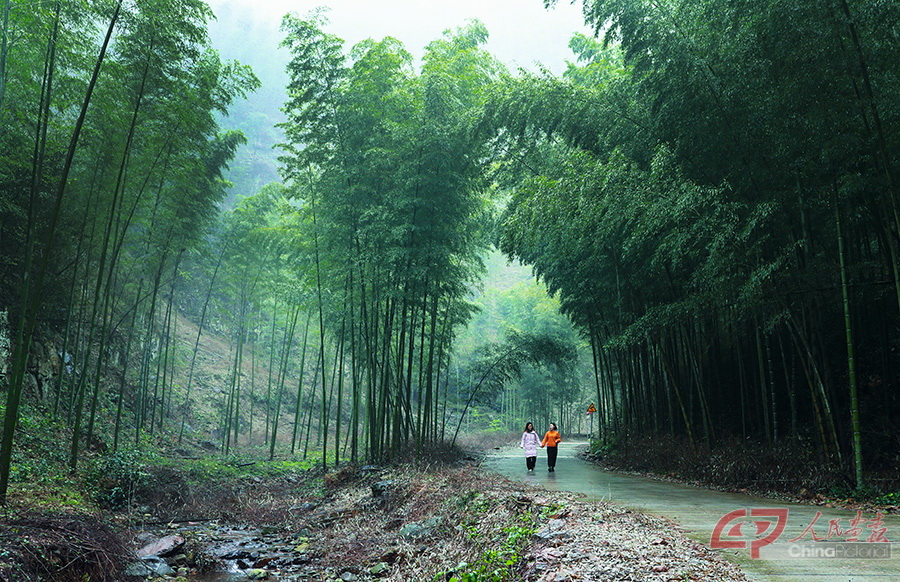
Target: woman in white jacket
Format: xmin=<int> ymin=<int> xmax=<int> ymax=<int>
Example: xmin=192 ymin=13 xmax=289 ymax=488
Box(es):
xmin=520 ymin=422 xmax=541 ymax=471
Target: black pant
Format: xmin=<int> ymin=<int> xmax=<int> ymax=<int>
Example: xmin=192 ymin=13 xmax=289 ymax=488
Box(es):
xmin=526 ymin=456 xmax=536 ymax=470
xmin=547 ymin=446 xmax=558 ymax=469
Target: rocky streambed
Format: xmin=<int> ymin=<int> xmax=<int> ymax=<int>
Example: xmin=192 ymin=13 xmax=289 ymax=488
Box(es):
xmin=124 ymin=469 xmax=460 ymax=582
xmin=128 ymin=523 xmax=326 ymax=581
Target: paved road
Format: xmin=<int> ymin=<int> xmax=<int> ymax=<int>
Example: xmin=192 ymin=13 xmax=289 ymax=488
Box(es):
xmin=483 ymin=441 xmax=900 ymax=582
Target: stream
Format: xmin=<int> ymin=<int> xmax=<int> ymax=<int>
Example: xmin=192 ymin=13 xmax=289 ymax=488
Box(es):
xmin=132 ymin=521 xmax=312 ymax=582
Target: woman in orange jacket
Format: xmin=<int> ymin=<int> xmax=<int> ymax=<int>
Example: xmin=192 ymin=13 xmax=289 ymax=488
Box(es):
xmin=541 ymin=423 xmax=561 ymax=472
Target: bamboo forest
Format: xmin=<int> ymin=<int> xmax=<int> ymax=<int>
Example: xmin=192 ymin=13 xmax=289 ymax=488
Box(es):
xmin=1 ymin=0 xmax=899 ymax=580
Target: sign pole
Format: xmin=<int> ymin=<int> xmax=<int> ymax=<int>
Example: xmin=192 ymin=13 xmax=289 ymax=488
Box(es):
xmin=586 ymin=403 xmax=596 ymax=439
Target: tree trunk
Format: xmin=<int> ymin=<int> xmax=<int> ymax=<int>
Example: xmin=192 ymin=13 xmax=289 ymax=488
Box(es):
xmin=834 ymin=189 xmax=863 ymax=488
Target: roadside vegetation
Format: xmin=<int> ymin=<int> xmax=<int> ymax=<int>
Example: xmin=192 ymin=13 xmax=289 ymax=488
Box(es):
xmin=586 ymin=433 xmax=900 ymax=510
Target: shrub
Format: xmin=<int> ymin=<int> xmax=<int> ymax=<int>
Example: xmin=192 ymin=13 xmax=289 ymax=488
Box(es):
xmin=83 ymin=449 xmax=150 ymax=510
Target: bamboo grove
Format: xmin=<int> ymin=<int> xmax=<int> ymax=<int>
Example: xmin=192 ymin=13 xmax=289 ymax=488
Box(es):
xmin=0 ymin=0 xmax=256 ymax=502
xmin=2 ymin=0 xmax=899 ymax=504
xmin=492 ymin=0 xmax=900 ymax=488
xmin=275 ymin=14 xmax=510 ymax=464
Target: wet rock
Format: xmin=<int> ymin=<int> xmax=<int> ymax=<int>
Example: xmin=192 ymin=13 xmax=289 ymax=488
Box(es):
xmin=124 ymin=555 xmax=175 ymax=577
xmin=133 ymin=531 xmax=156 ymax=546
xmin=123 ymin=562 xmax=149 ymax=577
xmin=253 ymin=556 xmax=274 ymax=568
xmin=137 ymin=534 xmax=185 ymax=557
xmin=222 ymin=549 xmax=257 ymax=560
xmin=360 ymin=465 xmax=380 ymax=473
xmin=247 ymin=569 xmax=269 ymax=580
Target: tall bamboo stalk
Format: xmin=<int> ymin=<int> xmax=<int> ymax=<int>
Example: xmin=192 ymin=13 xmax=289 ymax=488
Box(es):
xmin=834 ymin=189 xmax=863 ymax=488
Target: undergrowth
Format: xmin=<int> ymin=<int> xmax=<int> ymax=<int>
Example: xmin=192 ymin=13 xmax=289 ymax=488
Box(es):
xmin=588 ymin=432 xmax=899 ymax=502
xmin=0 ymin=509 xmax=129 ymax=582
xmin=443 ymin=516 xmax=536 ymax=582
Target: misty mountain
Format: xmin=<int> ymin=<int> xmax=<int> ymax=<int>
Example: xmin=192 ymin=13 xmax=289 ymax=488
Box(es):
xmin=209 ymin=1 xmax=291 ymax=206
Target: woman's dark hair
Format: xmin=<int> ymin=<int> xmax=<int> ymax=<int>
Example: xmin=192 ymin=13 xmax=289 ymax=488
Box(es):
xmin=524 ymin=422 xmax=534 ymax=432
xmin=549 ymin=423 xmax=558 ymax=431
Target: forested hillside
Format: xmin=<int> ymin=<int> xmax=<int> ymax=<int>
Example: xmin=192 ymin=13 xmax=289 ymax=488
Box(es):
xmin=1 ymin=0 xmax=899 ymax=516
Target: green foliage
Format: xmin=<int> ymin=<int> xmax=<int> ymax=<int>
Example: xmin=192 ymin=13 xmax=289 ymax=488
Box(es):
xmin=150 ymin=456 xmax=318 ymax=486
xmin=4 ymin=0 xmax=898 ymax=501
xmin=276 ymin=11 xmax=507 ymax=460
xmin=0 ymin=0 xmax=262 ymax=497
xmin=823 ymin=482 xmax=886 ymax=503
xmin=457 ymin=252 xmax=579 ymax=356
xmin=6 ymin=407 xmax=86 ymax=506
xmin=452 ymin=490 xmax=493 ymax=514
xmin=83 ymin=449 xmax=150 ymax=510
xmin=589 ymin=432 xmax=622 ymax=458
xmin=540 ymin=503 xmax=567 ymax=520
xmin=874 ymin=491 xmax=900 ymax=506
xmin=466 ymin=330 xmax=578 ymax=403
xmin=439 ymin=520 xmax=536 ymax=582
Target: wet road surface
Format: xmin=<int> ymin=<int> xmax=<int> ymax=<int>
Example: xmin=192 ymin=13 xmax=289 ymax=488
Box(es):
xmin=483 ymin=441 xmax=900 ymax=582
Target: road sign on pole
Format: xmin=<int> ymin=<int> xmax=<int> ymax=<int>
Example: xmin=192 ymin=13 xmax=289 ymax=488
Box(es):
xmin=586 ymin=403 xmax=596 ymax=437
